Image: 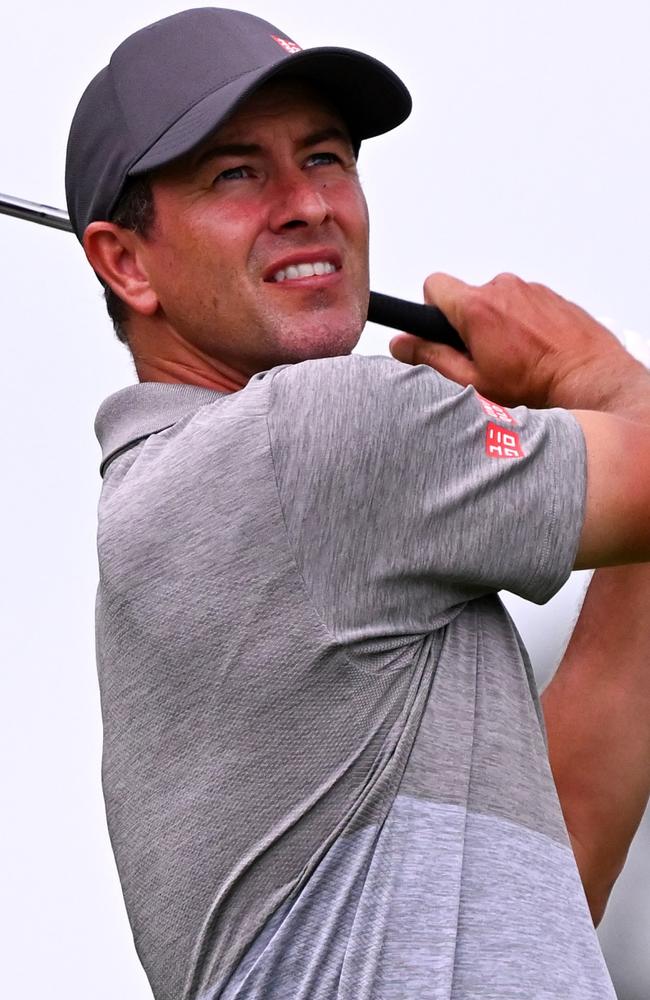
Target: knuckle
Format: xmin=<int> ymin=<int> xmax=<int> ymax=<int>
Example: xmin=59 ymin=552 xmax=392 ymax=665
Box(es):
xmin=464 ymin=287 xmax=492 ymax=324
xmin=423 ymin=270 xmax=457 ymax=294
xmin=489 ymin=271 xmax=523 ymax=289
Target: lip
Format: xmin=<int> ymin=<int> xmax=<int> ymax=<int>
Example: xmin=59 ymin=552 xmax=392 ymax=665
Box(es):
xmin=262 ymin=248 xmax=343 ymax=283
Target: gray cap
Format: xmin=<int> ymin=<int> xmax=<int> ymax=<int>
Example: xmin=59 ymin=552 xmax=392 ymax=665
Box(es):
xmin=65 ymin=7 xmax=412 ymax=240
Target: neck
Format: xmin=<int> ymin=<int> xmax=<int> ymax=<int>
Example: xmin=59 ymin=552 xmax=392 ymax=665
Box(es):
xmin=127 ymin=318 xmax=249 ymax=393
xmin=135 ymin=355 xmax=248 ymax=393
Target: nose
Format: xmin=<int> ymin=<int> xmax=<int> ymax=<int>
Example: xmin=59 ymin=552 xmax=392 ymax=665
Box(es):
xmin=267 ymin=168 xmax=331 ymax=233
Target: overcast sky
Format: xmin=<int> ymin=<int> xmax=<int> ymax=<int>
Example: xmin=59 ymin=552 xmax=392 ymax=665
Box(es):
xmin=1 ymin=2 xmax=649 ymax=998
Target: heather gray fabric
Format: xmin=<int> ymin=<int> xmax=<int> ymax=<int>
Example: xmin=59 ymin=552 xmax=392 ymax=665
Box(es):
xmin=94 ymin=355 xmax=615 ymax=1000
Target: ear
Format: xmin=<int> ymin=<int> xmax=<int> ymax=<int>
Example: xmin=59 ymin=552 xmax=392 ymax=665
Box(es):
xmin=83 ymin=222 xmax=159 ymax=317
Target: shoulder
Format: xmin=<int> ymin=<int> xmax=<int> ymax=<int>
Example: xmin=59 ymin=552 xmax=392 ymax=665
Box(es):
xmin=260 ymin=354 xmax=462 ymax=422
xmin=263 ymin=353 xmax=442 ymax=389
xmin=259 ymin=356 xmax=487 ymax=481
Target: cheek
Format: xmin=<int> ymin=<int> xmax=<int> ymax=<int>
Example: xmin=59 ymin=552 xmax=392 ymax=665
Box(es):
xmin=194 ymin=199 xmax=262 ymax=257
xmin=339 ymin=184 xmax=370 ymax=247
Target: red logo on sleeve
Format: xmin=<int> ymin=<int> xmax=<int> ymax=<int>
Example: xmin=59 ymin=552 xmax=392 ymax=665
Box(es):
xmin=485 ymin=422 xmax=525 ymax=459
xmin=271 ymin=35 xmax=302 ymax=53
xmin=475 ymin=391 xmax=517 ymax=425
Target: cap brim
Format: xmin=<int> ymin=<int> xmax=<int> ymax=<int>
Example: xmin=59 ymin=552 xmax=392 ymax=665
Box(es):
xmin=129 ymin=47 xmax=411 ymax=175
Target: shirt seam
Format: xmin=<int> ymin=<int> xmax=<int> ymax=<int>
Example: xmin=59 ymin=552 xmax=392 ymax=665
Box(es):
xmin=263 ymin=384 xmax=363 ymax=675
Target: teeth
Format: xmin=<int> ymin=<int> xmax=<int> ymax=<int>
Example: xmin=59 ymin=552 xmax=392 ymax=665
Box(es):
xmin=272 ymin=261 xmax=337 ymax=282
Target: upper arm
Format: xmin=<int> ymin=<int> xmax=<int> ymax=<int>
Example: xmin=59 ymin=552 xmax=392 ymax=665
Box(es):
xmin=572 ymin=409 xmax=650 ymax=568
xmin=270 ymin=357 xmax=584 ymax=621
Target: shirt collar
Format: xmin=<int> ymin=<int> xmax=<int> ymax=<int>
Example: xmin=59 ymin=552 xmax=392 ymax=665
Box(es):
xmin=95 ymin=381 xmax=226 ymax=477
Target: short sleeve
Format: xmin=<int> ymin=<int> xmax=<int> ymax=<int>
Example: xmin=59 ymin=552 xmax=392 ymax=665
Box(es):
xmin=265 ymin=355 xmax=587 ymax=643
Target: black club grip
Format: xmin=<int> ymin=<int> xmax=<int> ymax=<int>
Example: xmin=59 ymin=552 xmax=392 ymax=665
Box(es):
xmin=368 ymin=291 xmax=465 ymax=351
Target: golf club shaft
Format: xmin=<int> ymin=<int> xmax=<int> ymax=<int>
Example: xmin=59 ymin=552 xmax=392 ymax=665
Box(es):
xmin=0 ymin=193 xmax=73 ymax=232
xmin=0 ymin=192 xmax=464 ymax=349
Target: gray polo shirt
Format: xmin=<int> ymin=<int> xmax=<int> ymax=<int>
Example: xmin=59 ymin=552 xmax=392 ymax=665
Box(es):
xmin=95 ymin=355 xmax=615 ymax=1000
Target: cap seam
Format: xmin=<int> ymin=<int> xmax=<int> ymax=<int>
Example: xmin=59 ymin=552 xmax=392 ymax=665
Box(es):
xmin=126 ymin=58 xmax=275 ymax=175
xmin=107 ymin=56 xmax=137 ymax=148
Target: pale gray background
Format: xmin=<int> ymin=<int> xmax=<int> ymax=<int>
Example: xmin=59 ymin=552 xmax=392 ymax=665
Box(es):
xmin=1 ymin=1 xmax=648 ymax=998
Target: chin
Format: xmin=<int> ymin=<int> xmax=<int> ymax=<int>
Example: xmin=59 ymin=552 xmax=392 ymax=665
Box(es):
xmin=274 ymin=308 xmax=366 ymax=365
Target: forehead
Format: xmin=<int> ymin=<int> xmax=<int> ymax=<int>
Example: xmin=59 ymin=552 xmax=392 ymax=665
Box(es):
xmin=150 ymin=78 xmax=355 ymax=189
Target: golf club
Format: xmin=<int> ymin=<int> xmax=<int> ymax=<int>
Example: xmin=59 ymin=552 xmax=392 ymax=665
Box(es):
xmin=0 ymin=192 xmax=465 ymax=350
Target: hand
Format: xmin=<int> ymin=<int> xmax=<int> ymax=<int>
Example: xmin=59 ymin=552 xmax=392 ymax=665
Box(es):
xmin=390 ymin=272 xmax=644 ymax=411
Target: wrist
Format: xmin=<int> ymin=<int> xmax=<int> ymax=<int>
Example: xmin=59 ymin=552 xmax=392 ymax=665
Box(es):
xmin=548 ymin=346 xmax=650 ymax=419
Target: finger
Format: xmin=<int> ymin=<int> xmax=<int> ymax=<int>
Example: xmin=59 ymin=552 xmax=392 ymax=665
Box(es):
xmin=423 ymin=272 xmax=475 ymax=333
xmin=390 ymin=334 xmax=480 ymax=388
xmin=389 ymin=333 xmax=424 ymax=365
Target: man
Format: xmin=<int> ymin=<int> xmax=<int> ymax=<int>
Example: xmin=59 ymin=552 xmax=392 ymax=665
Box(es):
xmin=65 ymin=8 xmax=650 ymax=1000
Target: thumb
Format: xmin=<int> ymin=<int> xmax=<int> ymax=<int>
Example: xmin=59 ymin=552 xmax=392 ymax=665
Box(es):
xmin=389 ymin=333 xmax=419 ymax=365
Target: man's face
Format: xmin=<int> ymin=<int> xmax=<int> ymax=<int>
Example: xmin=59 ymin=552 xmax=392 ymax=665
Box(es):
xmin=136 ymin=79 xmax=370 ymax=375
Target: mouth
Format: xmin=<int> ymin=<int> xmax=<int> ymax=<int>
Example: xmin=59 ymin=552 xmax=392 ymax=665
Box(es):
xmin=272 ymin=260 xmax=338 ymax=283
xmin=263 ymin=250 xmax=342 ymax=285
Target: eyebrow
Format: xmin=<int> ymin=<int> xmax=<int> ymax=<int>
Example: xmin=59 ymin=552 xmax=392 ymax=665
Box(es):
xmin=193 ymin=126 xmax=352 ymax=170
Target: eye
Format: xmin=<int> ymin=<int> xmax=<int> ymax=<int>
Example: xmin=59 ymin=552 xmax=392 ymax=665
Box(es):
xmin=214 ymin=165 xmax=252 ymax=183
xmin=305 ymin=151 xmax=342 ymax=168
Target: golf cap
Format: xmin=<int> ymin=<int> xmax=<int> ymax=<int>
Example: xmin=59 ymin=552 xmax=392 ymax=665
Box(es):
xmin=65 ymin=7 xmax=412 ymax=240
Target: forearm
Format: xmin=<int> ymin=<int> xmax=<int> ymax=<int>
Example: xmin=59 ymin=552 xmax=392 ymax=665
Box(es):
xmin=541 ymin=563 xmax=650 ymax=924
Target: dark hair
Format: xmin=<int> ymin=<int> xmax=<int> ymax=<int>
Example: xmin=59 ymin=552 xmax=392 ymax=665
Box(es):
xmin=103 ymin=174 xmax=156 ymax=344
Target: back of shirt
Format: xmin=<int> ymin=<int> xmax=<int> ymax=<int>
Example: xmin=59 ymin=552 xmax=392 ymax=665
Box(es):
xmin=95 ymin=355 xmax=614 ymax=1000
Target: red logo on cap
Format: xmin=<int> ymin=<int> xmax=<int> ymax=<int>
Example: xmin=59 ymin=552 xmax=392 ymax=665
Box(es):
xmin=485 ymin=422 xmax=525 ymax=459
xmin=271 ymin=36 xmax=302 ymax=54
